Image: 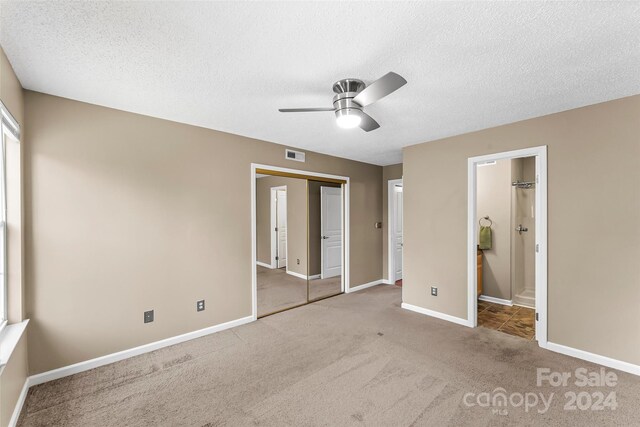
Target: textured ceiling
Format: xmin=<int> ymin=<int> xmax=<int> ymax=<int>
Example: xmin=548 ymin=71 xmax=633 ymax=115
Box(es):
xmin=1 ymin=1 xmax=639 ymax=165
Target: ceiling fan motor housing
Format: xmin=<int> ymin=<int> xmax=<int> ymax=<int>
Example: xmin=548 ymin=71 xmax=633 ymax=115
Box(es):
xmin=332 ymin=78 xmax=365 ymax=119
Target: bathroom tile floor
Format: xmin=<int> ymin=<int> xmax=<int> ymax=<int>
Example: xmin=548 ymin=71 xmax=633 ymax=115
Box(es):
xmin=477 ymin=300 xmax=535 ymax=341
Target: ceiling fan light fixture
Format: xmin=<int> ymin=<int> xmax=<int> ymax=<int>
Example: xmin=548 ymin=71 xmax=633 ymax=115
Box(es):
xmin=335 ymin=109 xmax=361 ymax=129
xmin=279 ymin=72 xmax=406 ymax=132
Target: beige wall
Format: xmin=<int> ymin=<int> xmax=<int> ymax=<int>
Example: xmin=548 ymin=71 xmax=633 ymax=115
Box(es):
xmin=24 ymin=90 xmax=383 ymax=375
xmin=256 ymin=175 xmax=307 ymax=276
xmin=382 ymin=164 xmax=403 ymax=281
xmin=403 ymin=95 xmax=640 ymax=365
xmin=0 ymin=46 xmax=23 ymax=126
xmin=476 ymin=159 xmax=512 ymax=300
xmin=0 ymin=333 xmax=28 ymax=426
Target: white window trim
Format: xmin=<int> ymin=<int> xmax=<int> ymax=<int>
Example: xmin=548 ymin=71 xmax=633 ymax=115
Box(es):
xmin=0 ymin=100 xmax=20 ymax=141
xmin=0 ymin=129 xmax=7 ymax=332
xmin=0 ymin=100 xmax=19 ymax=333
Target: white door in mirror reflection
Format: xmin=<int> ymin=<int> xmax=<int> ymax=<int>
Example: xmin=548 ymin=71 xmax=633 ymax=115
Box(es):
xmin=321 ymin=187 xmax=342 ymax=278
xmin=276 ymin=190 xmax=287 ymax=268
xmin=394 ymin=186 xmax=403 ymax=281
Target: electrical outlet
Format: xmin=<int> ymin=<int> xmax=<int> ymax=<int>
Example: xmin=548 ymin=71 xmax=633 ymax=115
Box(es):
xmin=197 ymin=300 xmax=205 ymax=312
xmin=431 ymin=287 xmax=438 ymax=296
xmin=144 ymin=310 xmax=154 ymax=323
xmin=297 ymin=258 xmax=300 ymax=265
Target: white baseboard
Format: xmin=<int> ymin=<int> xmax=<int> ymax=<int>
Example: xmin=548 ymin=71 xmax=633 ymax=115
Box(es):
xmin=9 ymin=379 xmax=29 ymax=427
xmin=478 ymin=295 xmax=513 ymax=306
xmin=382 ymin=279 xmax=394 ymax=285
xmin=28 ymin=315 xmax=254 ymax=387
xmin=544 ymin=342 xmax=640 ymax=377
xmin=348 ymin=279 xmax=385 ymax=293
xmin=401 ymin=303 xmax=473 ymax=328
xmin=256 ymin=261 xmax=273 ymax=269
xmin=285 ymin=272 xmax=322 ymax=280
xmin=286 ymin=270 xmax=308 ymax=280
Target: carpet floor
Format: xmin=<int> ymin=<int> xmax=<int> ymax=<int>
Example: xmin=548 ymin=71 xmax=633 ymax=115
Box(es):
xmin=18 ymin=286 xmax=640 ymax=426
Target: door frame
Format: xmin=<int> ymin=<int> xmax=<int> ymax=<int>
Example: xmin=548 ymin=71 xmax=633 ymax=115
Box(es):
xmin=251 ymin=163 xmax=350 ymax=321
xmin=387 ymin=178 xmax=403 ymax=283
xmin=270 ymin=186 xmax=287 ymax=268
xmin=467 ymin=146 xmax=547 ymax=346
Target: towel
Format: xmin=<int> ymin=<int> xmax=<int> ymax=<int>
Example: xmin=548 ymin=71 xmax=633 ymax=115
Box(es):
xmin=479 ymin=226 xmax=492 ymax=250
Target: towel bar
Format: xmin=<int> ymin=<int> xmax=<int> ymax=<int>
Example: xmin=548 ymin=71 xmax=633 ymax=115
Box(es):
xmin=479 ymin=216 xmax=492 ymax=227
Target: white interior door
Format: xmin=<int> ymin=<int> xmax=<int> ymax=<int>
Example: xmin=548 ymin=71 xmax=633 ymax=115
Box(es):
xmin=321 ymin=186 xmax=342 ymax=279
xmin=393 ymin=186 xmax=403 ymax=281
xmin=276 ymin=189 xmax=287 ymax=268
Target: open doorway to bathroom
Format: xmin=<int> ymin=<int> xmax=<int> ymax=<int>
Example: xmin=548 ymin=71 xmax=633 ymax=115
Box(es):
xmin=475 ymin=157 xmax=536 ymax=339
xmin=468 ymin=146 xmax=547 ymax=346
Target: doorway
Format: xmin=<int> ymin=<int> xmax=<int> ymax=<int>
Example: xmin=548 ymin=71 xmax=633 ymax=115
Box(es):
xmin=270 ymin=186 xmax=287 ymax=269
xmin=321 ymin=186 xmax=342 ymax=279
xmin=475 ymin=157 xmax=536 ymax=340
xmin=467 ymin=146 xmax=547 ymax=346
xmin=387 ymin=179 xmax=403 ymax=285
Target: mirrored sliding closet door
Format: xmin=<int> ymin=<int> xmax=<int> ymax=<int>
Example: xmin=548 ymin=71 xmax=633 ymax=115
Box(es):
xmin=255 ymin=172 xmax=344 ymax=318
xmin=255 ymin=174 xmax=309 ymax=317
xmin=307 ymin=180 xmax=343 ymax=301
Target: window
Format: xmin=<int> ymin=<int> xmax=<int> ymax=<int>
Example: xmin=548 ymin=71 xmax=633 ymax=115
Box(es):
xmin=0 ymin=101 xmax=19 ymax=330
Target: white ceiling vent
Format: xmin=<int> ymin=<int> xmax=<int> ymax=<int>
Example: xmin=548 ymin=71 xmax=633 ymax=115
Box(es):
xmin=285 ymin=149 xmax=305 ymax=162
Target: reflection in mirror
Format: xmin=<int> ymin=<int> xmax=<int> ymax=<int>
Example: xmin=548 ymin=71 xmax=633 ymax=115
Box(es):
xmin=256 ymin=175 xmax=308 ymax=317
xmin=308 ymin=181 xmax=343 ymax=301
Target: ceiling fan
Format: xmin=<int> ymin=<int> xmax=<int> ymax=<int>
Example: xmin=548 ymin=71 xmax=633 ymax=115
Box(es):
xmin=278 ymin=72 xmax=407 ymax=132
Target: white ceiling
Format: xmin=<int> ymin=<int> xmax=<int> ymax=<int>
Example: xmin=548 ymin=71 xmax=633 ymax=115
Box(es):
xmin=1 ymin=1 xmax=639 ymax=166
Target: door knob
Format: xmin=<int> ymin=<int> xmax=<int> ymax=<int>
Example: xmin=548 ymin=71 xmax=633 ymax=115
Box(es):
xmin=516 ymin=224 xmax=528 ymax=235
xmin=322 ymin=236 xmax=329 ymax=239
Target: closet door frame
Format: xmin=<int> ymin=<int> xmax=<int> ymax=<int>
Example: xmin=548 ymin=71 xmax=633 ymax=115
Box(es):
xmin=251 ymin=164 xmax=350 ymax=321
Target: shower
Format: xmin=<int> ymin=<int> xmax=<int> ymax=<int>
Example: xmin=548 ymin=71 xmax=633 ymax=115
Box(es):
xmin=511 ymin=159 xmax=536 ymax=308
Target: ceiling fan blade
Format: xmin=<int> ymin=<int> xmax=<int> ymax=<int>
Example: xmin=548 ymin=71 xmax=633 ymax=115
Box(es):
xmin=353 ymin=72 xmax=407 ymax=107
xmin=358 ymin=111 xmax=380 ymax=132
xmin=278 ymin=107 xmax=334 ymax=112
